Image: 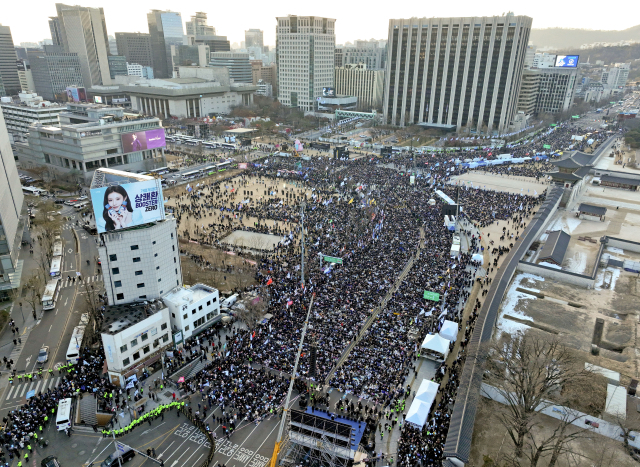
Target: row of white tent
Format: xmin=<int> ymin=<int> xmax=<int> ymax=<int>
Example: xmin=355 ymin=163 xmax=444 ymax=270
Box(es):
xmin=420 ymin=320 xmax=458 ymax=361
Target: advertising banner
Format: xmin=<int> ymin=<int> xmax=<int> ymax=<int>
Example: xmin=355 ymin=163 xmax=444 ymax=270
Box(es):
xmin=555 ymin=55 xmax=579 ymax=68
xmin=121 ymin=129 xmax=166 ymax=153
xmin=90 ymin=179 xmax=165 ymax=233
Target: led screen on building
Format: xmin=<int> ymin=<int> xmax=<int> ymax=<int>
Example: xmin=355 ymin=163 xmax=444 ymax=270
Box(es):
xmin=322 ymin=87 xmax=335 ymax=97
xmin=90 ymin=179 xmax=165 ymax=233
xmin=120 ymin=129 xmax=166 ymax=153
xmin=555 ymin=55 xmax=579 ymax=68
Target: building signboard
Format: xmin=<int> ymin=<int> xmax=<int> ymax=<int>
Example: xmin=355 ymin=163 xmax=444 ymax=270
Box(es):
xmin=120 ymin=128 xmax=166 ymax=153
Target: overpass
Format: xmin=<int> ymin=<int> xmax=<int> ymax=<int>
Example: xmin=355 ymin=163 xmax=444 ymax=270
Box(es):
xmin=335 ymin=109 xmax=378 ymax=121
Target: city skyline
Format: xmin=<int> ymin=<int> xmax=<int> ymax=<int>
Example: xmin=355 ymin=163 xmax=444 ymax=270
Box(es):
xmin=4 ymin=0 xmax=638 ymax=48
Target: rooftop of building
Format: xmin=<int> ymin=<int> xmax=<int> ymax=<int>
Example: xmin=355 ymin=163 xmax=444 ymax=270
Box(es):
xmin=90 ymin=168 xmax=154 ymax=189
xmin=162 ymin=283 xmax=218 ymax=306
xmin=100 ymin=298 xmax=166 ymax=335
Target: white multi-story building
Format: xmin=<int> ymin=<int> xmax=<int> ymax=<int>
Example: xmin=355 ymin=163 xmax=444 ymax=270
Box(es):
xmin=100 ymin=298 xmax=172 ymax=387
xmin=601 ymin=63 xmax=630 ymax=89
xmin=126 ymin=63 xmax=154 ymax=79
xmin=256 ymin=79 xmax=273 ymax=97
xmin=163 ymin=283 xmax=220 ymax=340
xmin=383 ymin=14 xmax=532 ymax=134
xmin=98 ymin=215 xmax=182 ymax=305
xmin=276 ymin=15 xmax=336 ymax=111
xmin=335 ymin=64 xmax=385 ymax=110
xmin=532 ymin=53 xmax=557 ymax=68
xmin=0 ymin=93 xmax=65 ymax=143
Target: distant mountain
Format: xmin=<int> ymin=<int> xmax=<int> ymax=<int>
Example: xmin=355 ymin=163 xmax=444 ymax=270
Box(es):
xmin=529 ymin=25 xmax=640 ymax=50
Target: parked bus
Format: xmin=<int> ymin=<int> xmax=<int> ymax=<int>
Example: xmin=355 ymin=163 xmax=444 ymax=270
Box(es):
xmin=219 ymin=143 xmax=237 ymax=150
xmin=56 ymin=398 xmax=73 ymax=431
xmin=22 ymin=186 xmax=47 ymax=196
xmin=74 ymin=201 xmax=89 ymax=211
xmin=203 ymin=142 xmax=218 ymax=149
xmin=50 ymin=256 xmax=62 ymax=278
xmin=203 ymin=165 xmax=217 ymax=175
xmin=181 ymin=170 xmax=202 ymax=180
xmin=216 ymin=161 xmax=232 ymax=171
xmin=52 ymin=239 xmax=63 ymax=258
xmin=66 ymin=325 xmax=85 ymax=364
xmin=42 ymin=278 xmax=61 ymax=311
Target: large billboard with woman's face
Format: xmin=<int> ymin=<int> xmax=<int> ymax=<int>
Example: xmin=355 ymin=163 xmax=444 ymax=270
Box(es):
xmin=121 ymin=129 xmax=166 ymax=154
xmin=90 ymin=180 xmax=165 ymax=233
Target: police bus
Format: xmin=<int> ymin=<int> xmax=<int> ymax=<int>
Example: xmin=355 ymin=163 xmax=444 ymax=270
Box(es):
xmin=66 ymin=325 xmax=85 ymax=364
xmin=56 ymin=398 xmax=73 ymax=431
xmin=52 ymin=239 xmax=63 ymax=258
xmin=181 ymin=170 xmax=202 ymax=180
xmin=216 ymin=161 xmax=232 ymax=171
xmin=42 ymin=278 xmax=61 ymax=311
xmin=50 ymin=256 xmax=62 ymax=278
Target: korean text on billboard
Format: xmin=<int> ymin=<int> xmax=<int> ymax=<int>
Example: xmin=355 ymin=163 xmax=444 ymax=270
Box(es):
xmin=90 ymin=180 xmax=165 ymax=233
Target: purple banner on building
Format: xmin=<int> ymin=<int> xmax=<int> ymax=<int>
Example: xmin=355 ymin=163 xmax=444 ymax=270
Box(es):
xmin=121 ymin=128 xmax=166 ymax=153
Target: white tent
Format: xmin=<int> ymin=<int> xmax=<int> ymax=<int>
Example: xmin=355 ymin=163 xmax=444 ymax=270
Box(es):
xmin=421 ymin=333 xmax=450 ymax=361
xmin=406 ymin=380 xmax=440 ymax=428
xmin=472 ymin=253 xmax=484 ymax=265
xmin=415 ymin=379 xmax=439 ymax=404
xmin=439 ymin=320 xmax=458 ymax=343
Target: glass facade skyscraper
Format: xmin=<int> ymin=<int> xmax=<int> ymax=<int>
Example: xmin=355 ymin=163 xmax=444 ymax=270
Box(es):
xmin=147 ymin=10 xmax=184 ymax=79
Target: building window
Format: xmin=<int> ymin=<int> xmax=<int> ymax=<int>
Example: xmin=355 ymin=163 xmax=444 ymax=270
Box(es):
xmin=183 ymin=314 xmax=187 ymax=319
xmin=172 ymin=245 xmax=175 ymax=251
xmin=207 ymin=301 xmax=211 ymax=306
xmin=112 ymin=267 xmax=120 ymax=275
xmin=135 ymin=270 xmax=143 ymax=276
xmin=152 ymin=241 xmax=156 ymax=245
xmin=155 ymin=253 xmax=158 ymax=257
xmin=158 ymin=278 xmax=161 ymax=282
xmin=139 ymin=295 xmax=147 ymax=299
xmin=171 ymin=233 xmax=174 ymax=238
xmin=119 ymin=344 xmax=127 ymax=352
xmin=114 ymin=281 xmax=122 ymax=287
xmin=192 ymin=309 xmax=196 ymax=315
xmin=174 ymin=258 xmax=176 ymax=263
xmin=161 ymin=323 xmax=167 ymax=330
xmin=123 ymin=357 xmax=130 ymax=366
xmin=171 ymin=313 xmax=175 ymax=318
xmin=153 ymin=339 xmax=160 ymax=348
xmin=141 ymin=332 xmax=148 ymax=341
xmin=109 ymin=254 xmax=117 ymax=261
xmin=133 ymin=257 xmax=141 ymax=263
xmin=198 ymin=305 xmax=203 ymax=311
xmin=175 ymin=269 xmax=178 ymax=274
xmin=143 ymin=345 xmax=150 ymax=354
xmin=162 ymin=333 xmax=169 ymax=342
xmin=133 ymin=352 xmax=140 ymax=361
xmin=156 ymin=266 xmax=159 ymax=270
xmin=185 ymin=325 xmax=190 ymax=331
xmin=116 ymin=293 xmax=124 ymax=300
xmin=131 ymin=245 xmax=139 ymax=250
xmin=131 ymin=338 xmax=138 ymax=347
xmin=137 ymin=283 xmax=145 ymax=288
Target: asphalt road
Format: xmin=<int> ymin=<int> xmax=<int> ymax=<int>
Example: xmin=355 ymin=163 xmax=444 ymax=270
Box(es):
xmin=0 ymin=204 xmax=101 ymax=414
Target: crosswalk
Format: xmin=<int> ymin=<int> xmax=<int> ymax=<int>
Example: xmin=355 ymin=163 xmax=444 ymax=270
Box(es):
xmin=59 ymin=275 xmax=103 ymax=289
xmin=4 ymin=377 xmax=62 ymax=403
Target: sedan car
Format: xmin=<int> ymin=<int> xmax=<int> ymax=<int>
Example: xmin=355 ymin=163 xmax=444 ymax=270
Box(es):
xmin=37 ymin=346 xmax=49 ymax=365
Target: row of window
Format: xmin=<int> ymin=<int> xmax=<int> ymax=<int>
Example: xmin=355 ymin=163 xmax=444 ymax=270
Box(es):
xmin=121 ymin=332 xmax=170 ymax=367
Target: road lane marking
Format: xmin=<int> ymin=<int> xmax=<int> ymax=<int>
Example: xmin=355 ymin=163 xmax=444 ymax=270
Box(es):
xmin=6 ymin=386 xmax=16 ymax=400
xmin=164 ymin=425 xmax=197 ymax=461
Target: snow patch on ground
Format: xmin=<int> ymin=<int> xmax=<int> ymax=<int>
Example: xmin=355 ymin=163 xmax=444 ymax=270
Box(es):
xmin=565 ymin=252 xmax=588 ymax=275
xmin=594 ymin=267 xmax=622 ymax=291
xmin=539 ymin=233 xmax=549 ymax=242
xmin=539 ymin=262 xmax=562 ymax=270
xmin=548 ymin=217 xmax=581 ymax=234
xmin=496 ymin=273 xmax=545 ymax=335
xmin=607 ymin=246 xmax=624 ymax=254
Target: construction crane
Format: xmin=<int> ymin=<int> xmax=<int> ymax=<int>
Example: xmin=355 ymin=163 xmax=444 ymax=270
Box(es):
xmin=269 ymin=201 xmax=313 ymax=467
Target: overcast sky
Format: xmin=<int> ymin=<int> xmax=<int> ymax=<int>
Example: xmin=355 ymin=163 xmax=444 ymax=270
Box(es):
xmin=5 ymin=0 xmax=637 ymax=46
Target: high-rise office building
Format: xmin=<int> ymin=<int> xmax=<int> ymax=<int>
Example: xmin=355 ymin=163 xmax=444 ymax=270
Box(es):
xmin=276 ymin=15 xmax=336 ymax=111
xmin=28 ymin=46 xmax=84 ymax=101
xmin=0 ymin=109 xmax=25 ymax=298
xmin=115 ymin=33 xmax=154 ymax=69
xmin=48 ymin=3 xmax=112 ymax=87
xmin=335 ymin=64 xmax=385 ymax=110
xmin=108 ymin=55 xmax=128 ymax=80
xmin=384 ymin=14 xmax=532 ymax=134
xmin=342 ymin=45 xmax=385 ymax=70
xmin=245 ymin=29 xmax=264 ymax=49
xmin=534 ymin=67 xmax=578 ymax=114
xmin=147 ymin=10 xmax=184 ymax=79
xmin=16 ymin=59 xmax=36 ymax=92
xmin=0 ymin=25 xmax=21 ymax=96
xmin=602 ymin=63 xmax=630 ymax=89
xmin=186 ymin=12 xmax=215 ymax=36
xmin=210 ymin=52 xmax=252 ymax=83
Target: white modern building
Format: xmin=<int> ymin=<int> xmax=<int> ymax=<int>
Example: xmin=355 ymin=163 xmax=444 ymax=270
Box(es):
xmin=209 ymin=52 xmax=252 ymax=83
xmin=0 ymin=93 xmax=65 ymax=143
xmin=0 ymin=109 xmax=25 ymax=299
xmin=335 ymin=64 xmax=385 ymax=110
xmin=534 ymin=67 xmax=579 ymax=114
xmin=276 ymin=15 xmax=336 ymax=111
xmin=256 ymin=79 xmax=273 ymax=97
xmin=127 ymin=63 xmax=154 ymax=79
xmin=100 ymin=298 xmax=172 ymax=387
xmin=163 ymin=283 xmax=220 ymax=340
xmin=532 ymin=53 xmax=557 ymax=69
xmin=383 ymin=14 xmax=532 ymax=134
xmin=14 ymin=104 xmax=165 ymax=178
xmin=602 ymin=63 xmax=630 ymax=89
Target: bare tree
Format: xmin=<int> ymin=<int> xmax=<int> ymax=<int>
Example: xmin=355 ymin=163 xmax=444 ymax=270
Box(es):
xmin=81 ymin=281 xmax=103 ymax=345
xmin=23 ymin=273 xmax=45 ymax=320
xmin=482 ymin=332 xmax=597 ymax=460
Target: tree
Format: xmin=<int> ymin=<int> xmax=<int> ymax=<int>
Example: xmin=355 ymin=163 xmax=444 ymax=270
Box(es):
xmin=81 ymin=281 xmax=103 ymax=345
xmin=482 ymin=332 xmax=597 ymax=460
xmin=23 ymin=273 xmax=45 ymax=320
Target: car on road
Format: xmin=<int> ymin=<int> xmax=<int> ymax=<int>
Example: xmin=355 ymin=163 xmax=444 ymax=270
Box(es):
xmin=41 ymin=456 xmax=61 ymax=467
xmin=101 ymin=447 xmax=135 ymax=466
xmin=37 ymin=346 xmax=49 ymax=365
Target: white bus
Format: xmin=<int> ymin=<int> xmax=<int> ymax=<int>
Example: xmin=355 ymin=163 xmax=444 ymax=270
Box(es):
xmin=74 ymin=201 xmax=89 ymax=211
xmin=22 ymin=186 xmax=47 ymax=196
xmin=203 ymin=142 xmax=218 ymax=149
xmin=149 ymin=166 xmax=169 ymax=175
xmin=42 ymin=278 xmax=61 ymax=311
xmin=181 ymin=170 xmax=202 ymax=180
xmin=50 ymin=256 xmax=62 ymax=278
xmin=53 ymin=239 xmax=63 ymax=258
xmin=219 ymin=143 xmax=237 ymax=150
xmin=66 ymin=325 xmax=85 ymax=364
xmin=56 ymin=398 xmax=73 ymax=431
xmin=216 ymin=161 xmax=232 ymax=171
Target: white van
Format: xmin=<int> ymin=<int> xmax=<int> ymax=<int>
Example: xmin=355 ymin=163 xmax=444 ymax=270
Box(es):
xmin=221 ymin=294 xmax=239 ymax=308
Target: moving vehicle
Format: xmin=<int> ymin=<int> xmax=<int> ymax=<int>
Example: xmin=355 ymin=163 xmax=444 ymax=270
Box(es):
xmin=42 ymin=278 xmax=60 ymax=311
xmin=101 ymin=447 xmax=135 ymax=466
xmin=22 ymin=186 xmax=47 ymax=196
xmin=222 ymin=293 xmax=239 ymax=308
xmin=41 ymin=456 xmax=61 ymax=467
xmin=37 ymin=346 xmax=49 ymax=365
xmin=49 ymin=256 xmax=62 ymax=278
xmin=52 ymin=239 xmax=63 ymax=258
xmin=74 ymin=201 xmax=89 ymax=211
xmin=149 ymin=166 xmax=169 ymax=175
xmin=56 ymin=398 xmax=73 ymax=431
xmin=66 ymin=325 xmax=85 ymax=364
